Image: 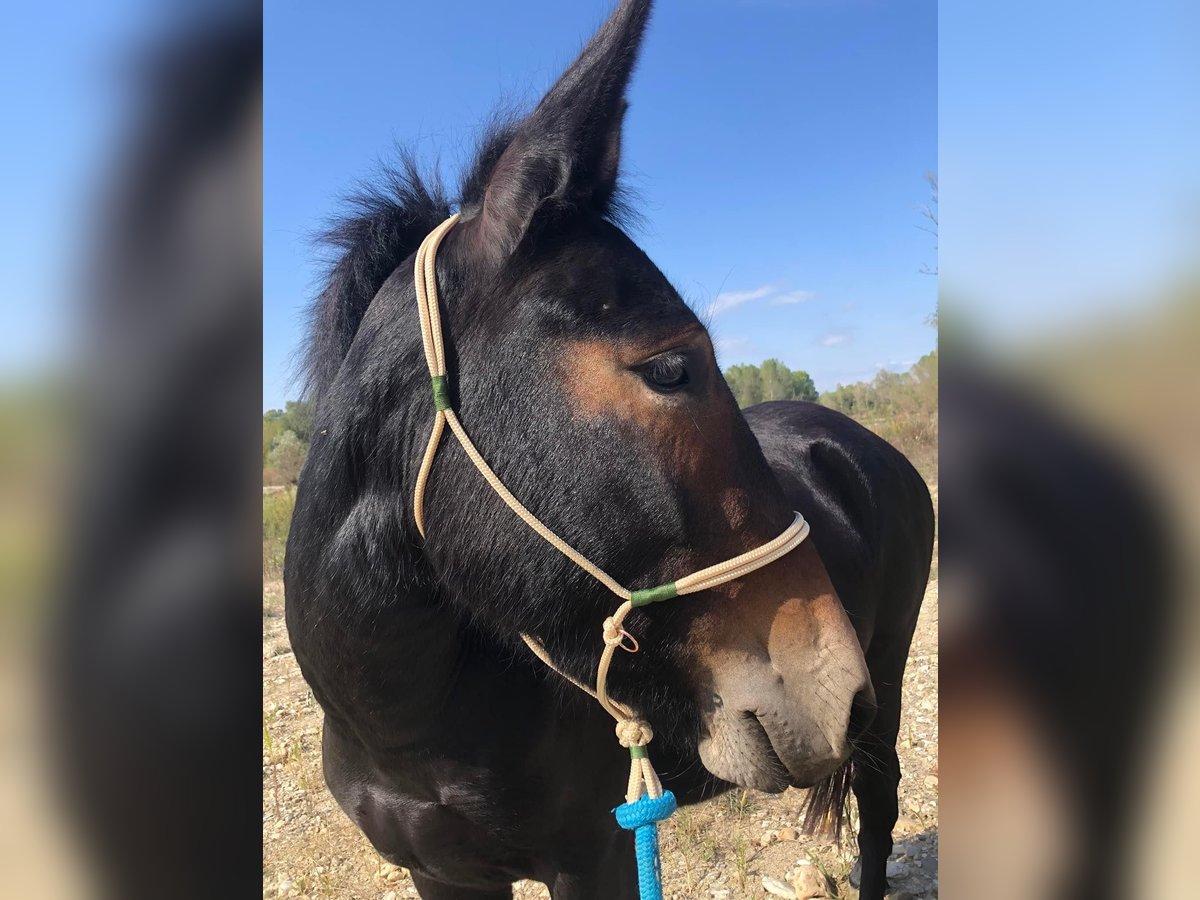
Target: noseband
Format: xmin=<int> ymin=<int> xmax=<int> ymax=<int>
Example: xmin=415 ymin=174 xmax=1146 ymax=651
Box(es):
xmin=411 ymin=214 xmax=811 ymax=897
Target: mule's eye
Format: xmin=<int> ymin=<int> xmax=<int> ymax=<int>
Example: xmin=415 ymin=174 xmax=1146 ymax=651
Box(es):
xmin=642 ymin=354 xmax=690 ymax=392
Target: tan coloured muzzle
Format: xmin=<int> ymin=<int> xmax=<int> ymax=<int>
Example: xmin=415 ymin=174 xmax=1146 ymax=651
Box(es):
xmin=687 ymin=543 xmax=874 ymax=791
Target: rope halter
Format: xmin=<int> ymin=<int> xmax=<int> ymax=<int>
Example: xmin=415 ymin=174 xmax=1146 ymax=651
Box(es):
xmin=410 ymin=214 xmax=812 ymax=871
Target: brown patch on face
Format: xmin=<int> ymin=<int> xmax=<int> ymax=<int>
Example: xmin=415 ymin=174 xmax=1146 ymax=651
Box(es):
xmin=558 ymin=330 xmax=787 ymax=547
xmin=560 ymin=329 xmax=707 ymax=424
xmin=683 ymin=541 xmax=849 ymax=665
xmin=719 ymin=487 xmax=752 ymax=534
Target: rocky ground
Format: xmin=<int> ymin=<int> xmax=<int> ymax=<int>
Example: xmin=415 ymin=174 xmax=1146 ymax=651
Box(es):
xmin=263 ymin=484 xmax=937 ymax=899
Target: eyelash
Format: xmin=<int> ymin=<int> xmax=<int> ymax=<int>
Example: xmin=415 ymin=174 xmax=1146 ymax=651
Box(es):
xmin=641 ymin=353 xmax=690 ymax=392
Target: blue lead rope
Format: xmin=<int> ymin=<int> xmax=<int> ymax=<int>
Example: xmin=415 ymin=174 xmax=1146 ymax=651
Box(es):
xmin=614 ymin=790 xmax=678 ymax=900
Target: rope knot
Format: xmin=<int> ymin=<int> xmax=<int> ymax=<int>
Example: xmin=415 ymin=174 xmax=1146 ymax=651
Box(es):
xmin=616 ymin=718 xmax=654 ymax=748
xmin=602 ymin=617 xmax=623 ymax=646
xmin=603 ymin=617 xmax=639 ymax=653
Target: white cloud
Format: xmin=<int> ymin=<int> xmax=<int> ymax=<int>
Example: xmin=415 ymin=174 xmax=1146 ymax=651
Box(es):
xmin=819 ymin=332 xmax=851 ymax=347
xmin=707 ymin=284 xmax=816 ymax=317
xmin=770 ymin=290 xmax=816 ymax=306
xmin=707 ymin=284 xmax=774 ymax=316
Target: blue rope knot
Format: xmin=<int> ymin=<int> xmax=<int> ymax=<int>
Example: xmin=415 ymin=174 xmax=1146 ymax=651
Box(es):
xmin=614 ymin=791 xmax=677 ymax=900
xmin=614 ymin=791 xmax=677 ymax=829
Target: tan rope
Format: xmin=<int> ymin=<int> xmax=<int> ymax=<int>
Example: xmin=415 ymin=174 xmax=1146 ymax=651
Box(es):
xmin=676 ymin=514 xmax=810 ymax=595
xmin=412 ymin=213 xmax=460 ymax=537
xmin=411 ymin=215 xmax=813 ymax=803
xmin=520 ymin=633 xmax=635 ymax=719
xmin=442 ymin=410 xmax=633 ymax=597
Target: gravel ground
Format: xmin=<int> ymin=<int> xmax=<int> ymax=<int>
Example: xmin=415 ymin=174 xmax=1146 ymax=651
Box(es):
xmin=263 ymin=484 xmax=937 ymax=899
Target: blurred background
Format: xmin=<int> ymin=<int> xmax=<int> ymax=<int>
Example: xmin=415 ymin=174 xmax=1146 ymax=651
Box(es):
xmin=0 ymin=0 xmax=1196 ymax=898
xmin=0 ymin=1 xmax=261 ymax=897
xmin=939 ymin=1 xmax=1199 ymax=898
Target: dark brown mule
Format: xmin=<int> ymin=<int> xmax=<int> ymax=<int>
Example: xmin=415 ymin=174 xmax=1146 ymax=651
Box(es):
xmin=285 ymin=2 xmax=933 ymax=897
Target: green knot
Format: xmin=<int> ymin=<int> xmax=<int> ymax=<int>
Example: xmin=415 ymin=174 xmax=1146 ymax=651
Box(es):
xmin=431 ymin=375 xmax=451 ymax=411
xmin=629 ymin=744 xmax=648 ymax=760
xmin=630 ymin=583 xmax=678 ymax=607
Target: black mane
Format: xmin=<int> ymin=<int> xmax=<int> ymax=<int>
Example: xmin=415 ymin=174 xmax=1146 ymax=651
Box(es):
xmin=300 ymin=154 xmax=450 ymax=404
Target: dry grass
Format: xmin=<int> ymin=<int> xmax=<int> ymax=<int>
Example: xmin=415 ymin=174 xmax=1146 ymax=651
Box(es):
xmin=263 ymin=488 xmax=296 ymax=581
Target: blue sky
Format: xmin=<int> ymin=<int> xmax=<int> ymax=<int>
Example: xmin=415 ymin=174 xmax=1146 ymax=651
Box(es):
xmin=11 ymin=3 xmax=1190 ymax=411
xmin=263 ymin=0 xmax=938 ymax=410
xmin=941 ymin=0 xmax=1199 ymax=338
xmin=0 ymin=2 xmax=160 ymax=381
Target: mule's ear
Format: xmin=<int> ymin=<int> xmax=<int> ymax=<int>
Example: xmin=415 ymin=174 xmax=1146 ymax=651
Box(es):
xmin=469 ymin=0 xmax=651 ymax=255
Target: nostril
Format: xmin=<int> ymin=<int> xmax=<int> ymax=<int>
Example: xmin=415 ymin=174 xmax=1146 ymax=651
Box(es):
xmin=847 ymin=688 xmax=877 ymax=743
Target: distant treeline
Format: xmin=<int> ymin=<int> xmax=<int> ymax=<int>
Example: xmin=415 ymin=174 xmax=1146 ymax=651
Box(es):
xmin=720 ymin=353 xmax=937 ymax=474
xmin=817 ymin=350 xmax=938 ymax=474
xmin=724 ymin=359 xmax=818 ymax=406
xmin=262 ymin=400 xmax=312 ymax=485
xmin=263 ymin=350 xmax=937 ymax=485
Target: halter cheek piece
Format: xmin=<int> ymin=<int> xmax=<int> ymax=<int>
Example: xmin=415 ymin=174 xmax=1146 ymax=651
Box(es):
xmin=412 ymin=214 xmax=810 ymax=898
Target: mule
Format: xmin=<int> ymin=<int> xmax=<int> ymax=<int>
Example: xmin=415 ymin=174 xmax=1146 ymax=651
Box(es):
xmin=284 ymin=2 xmax=934 ymax=898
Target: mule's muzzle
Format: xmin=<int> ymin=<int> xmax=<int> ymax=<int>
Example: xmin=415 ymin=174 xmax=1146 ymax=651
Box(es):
xmin=692 ymin=591 xmax=872 ymax=792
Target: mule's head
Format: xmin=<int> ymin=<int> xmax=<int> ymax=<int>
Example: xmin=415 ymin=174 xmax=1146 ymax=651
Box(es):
xmin=333 ymin=0 xmax=872 ymax=792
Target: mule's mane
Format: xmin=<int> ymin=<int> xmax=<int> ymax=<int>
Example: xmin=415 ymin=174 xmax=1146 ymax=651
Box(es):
xmin=300 ymin=109 xmax=639 ymax=404
xmin=300 ymin=153 xmax=451 ymax=403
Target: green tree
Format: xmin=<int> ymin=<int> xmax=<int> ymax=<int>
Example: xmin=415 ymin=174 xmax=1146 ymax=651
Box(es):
xmin=268 ymin=430 xmax=307 ymax=484
xmin=724 ymin=364 xmax=763 ymax=407
xmin=821 ymin=383 xmax=859 ymax=415
xmin=724 ymin=361 xmax=817 ymax=407
xmin=790 ymin=370 xmax=818 ymax=402
xmin=277 ymin=400 xmax=314 ymax=444
xmin=759 ymin=359 xmax=790 ymax=401
xmin=264 ymin=400 xmax=314 ymax=466
xmin=263 ymin=413 xmax=286 ymax=465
